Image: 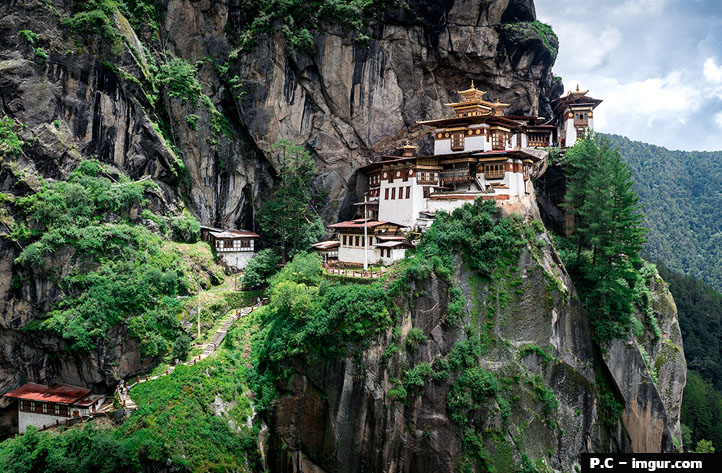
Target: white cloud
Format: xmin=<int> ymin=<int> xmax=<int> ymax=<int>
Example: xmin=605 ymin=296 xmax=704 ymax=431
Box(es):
xmin=613 ymin=0 xmax=670 ymax=15
xmin=703 ymin=58 xmax=722 ymax=83
xmin=714 ymin=112 xmax=722 ymax=129
xmin=551 ymin=23 xmax=623 ymax=73
xmin=570 ymin=70 xmax=702 ymax=134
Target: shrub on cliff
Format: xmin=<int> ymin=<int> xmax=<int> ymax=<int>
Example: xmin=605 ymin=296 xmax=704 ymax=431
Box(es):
xmin=11 ymin=160 xmax=207 ymax=354
xmin=241 ymin=249 xmax=279 ymax=289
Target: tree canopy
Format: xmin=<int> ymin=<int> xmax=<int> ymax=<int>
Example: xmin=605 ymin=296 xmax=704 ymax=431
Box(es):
xmin=558 ymin=134 xmax=647 ymax=342
xmin=257 ymin=140 xmax=325 ymax=262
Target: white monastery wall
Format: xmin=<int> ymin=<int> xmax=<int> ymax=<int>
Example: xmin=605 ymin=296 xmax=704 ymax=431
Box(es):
xmin=221 ymin=251 xmax=255 ymax=270
xmin=19 ymin=412 xmax=64 ymax=433
xmin=338 ymin=246 xmax=379 ymax=265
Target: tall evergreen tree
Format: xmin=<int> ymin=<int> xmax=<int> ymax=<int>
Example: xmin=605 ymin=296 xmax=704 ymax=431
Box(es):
xmin=257 ymin=140 xmax=325 ymax=262
xmin=563 ymin=134 xmax=647 ymax=341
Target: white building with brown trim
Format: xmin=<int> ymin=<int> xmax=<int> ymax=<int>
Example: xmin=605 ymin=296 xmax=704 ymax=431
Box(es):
xmin=200 ymin=226 xmax=260 ymax=270
xmin=324 ymin=81 xmax=602 ymax=264
xmin=3 ymin=383 xmax=105 ymax=433
xmin=328 ymin=219 xmax=410 ymax=266
xmin=551 ymin=85 xmax=602 ymax=148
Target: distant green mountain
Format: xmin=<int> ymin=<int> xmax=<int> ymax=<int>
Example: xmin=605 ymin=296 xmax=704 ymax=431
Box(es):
xmin=657 ymin=263 xmax=722 ymax=450
xmin=603 ymin=134 xmax=722 ymax=291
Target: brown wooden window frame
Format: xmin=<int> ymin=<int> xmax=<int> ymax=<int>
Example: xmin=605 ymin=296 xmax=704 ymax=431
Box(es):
xmin=450 ymin=131 xmax=465 ymax=151
xmin=484 ymin=163 xmax=505 ymax=179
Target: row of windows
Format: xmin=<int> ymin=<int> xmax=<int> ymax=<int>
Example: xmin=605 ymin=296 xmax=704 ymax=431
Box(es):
xmin=417 ymin=171 xmax=437 ymax=182
xmin=484 ymin=163 xmax=505 ymax=179
xmin=384 ymin=186 xmax=411 ymax=200
xmin=342 ymin=235 xmax=375 ymax=247
xmin=19 ymin=400 xmax=71 ymax=417
xmin=220 ymin=239 xmax=252 ymax=248
xmin=369 ymin=174 xmax=381 ymax=186
xmin=382 ymin=169 xmax=410 ymax=183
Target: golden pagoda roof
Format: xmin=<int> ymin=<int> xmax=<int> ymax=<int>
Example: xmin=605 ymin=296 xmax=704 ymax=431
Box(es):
xmin=457 ymin=80 xmax=486 ymax=102
xmin=396 ymin=140 xmax=418 ymax=150
xmin=567 ymin=84 xmax=589 ymax=96
xmin=443 ymin=80 xmax=509 ymax=115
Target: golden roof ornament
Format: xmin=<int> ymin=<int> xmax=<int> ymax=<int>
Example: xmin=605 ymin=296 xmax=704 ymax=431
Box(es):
xmin=397 ymin=140 xmax=418 ymax=157
xmin=567 ymin=83 xmax=589 ymax=96
xmin=458 ymin=80 xmax=486 ymax=102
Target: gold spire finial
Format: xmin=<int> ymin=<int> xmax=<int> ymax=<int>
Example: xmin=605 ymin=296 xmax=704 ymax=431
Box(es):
xmin=576 ymin=83 xmax=580 ymax=92
xmin=471 ymin=79 xmax=475 ymax=89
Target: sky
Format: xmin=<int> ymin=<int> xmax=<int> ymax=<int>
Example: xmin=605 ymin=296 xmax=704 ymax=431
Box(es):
xmin=535 ymin=0 xmax=722 ymax=151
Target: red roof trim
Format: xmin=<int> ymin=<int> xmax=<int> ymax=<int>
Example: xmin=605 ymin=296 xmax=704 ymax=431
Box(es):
xmin=3 ymin=383 xmax=91 ymax=404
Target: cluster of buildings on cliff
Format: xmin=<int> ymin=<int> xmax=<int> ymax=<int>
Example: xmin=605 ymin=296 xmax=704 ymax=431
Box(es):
xmin=161 ymin=82 xmax=601 ymax=272
xmin=314 ymin=83 xmax=602 ymax=267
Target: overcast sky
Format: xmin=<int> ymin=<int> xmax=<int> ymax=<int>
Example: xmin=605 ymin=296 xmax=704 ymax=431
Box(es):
xmin=535 ymin=0 xmax=722 ymax=151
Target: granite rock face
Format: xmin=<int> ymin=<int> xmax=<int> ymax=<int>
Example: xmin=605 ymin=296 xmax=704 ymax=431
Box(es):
xmin=261 ymin=197 xmax=632 ymax=472
xmin=0 ymin=0 xmax=560 ymax=398
xmin=0 ymin=0 xmax=686 ymax=464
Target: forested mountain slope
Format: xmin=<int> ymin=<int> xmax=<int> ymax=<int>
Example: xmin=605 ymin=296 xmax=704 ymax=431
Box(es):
xmin=657 ymin=264 xmax=722 ymax=451
xmin=603 ymin=134 xmax=722 ymax=291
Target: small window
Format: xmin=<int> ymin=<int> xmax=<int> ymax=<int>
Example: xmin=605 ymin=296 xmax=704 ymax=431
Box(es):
xmin=406 ymin=186 xmax=410 ymax=199
xmin=391 ymin=188 xmax=396 ymax=200
xmin=384 ymin=188 xmax=389 ymax=200
xmin=355 ymin=236 xmax=360 ymax=246
xmin=492 ymin=131 xmax=506 ymax=150
xmin=224 ymin=239 xmax=233 ymax=248
xmin=451 ymin=131 xmax=465 ymax=151
xmin=423 ymin=187 xmax=430 ymax=198
xmin=484 ymin=163 xmax=505 ymax=179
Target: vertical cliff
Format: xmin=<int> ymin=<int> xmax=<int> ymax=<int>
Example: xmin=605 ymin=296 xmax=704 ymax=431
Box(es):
xmin=0 ymin=0 xmax=561 ymax=406
xmin=257 ymin=196 xmax=686 ymax=473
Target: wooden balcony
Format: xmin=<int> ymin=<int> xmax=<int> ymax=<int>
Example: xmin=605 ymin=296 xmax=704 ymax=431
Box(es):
xmin=484 ymin=170 xmax=505 ymax=179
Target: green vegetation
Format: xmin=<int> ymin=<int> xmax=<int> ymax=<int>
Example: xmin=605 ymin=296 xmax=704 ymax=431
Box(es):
xmin=530 ymin=20 xmax=558 ymax=56
xmin=501 ymin=20 xmax=558 ymax=58
xmin=241 ymin=248 xmax=280 ymax=289
xmin=0 ymin=350 xmax=259 ymax=472
xmin=555 ymin=134 xmax=647 ymax=344
xmin=658 ymin=263 xmax=722 ymax=389
xmin=155 ymin=57 xmax=204 ymax=105
xmin=64 ymin=0 xmax=163 ymax=39
xmin=11 ymin=160 xmax=204 ymax=354
xmin=17 ymin=29 xmax=39 ymax=45
xmin=681 ymin=371 xmax=722 ymax=452
xmin=227 ymin=0 xmax=398 ymax=52
xmin=247 ymin=252 xmax=394 ymax=409
xmin=64 ymin=0 xmax=121 ymax=40
xmin=0 ymin=117 xmax=25 ymax=157
xmin=257 ymin=140 xmax=325 ymax=262
xmin=603 ymin=134 xmax=722 ymax=292
xmin=0 ymin=424 xmax=137 ymax=473
xmin=657 ymin=263 xmax=722 ymax=452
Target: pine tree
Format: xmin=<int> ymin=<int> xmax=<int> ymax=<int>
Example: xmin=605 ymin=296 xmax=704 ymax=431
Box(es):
xmin=563 ymin=133 xmax=647 ymax=342
xmin=257 ymin=140 xmax=325 ymax=262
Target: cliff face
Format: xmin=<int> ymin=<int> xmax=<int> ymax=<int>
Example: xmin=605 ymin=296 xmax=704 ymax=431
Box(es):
xmin=259 ymin=196 xmax=686 ymax=472
xmin=0 ymin=0 xmax=559 ymax=408
xmin=0 ymin=0 xmax=686 ymax=463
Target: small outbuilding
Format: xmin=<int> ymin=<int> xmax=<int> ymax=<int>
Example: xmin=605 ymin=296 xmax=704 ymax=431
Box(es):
xmin=3 ymin=383 xmax=105 ymax=433
xmin=312 ymin=240 xmax=340 ymax=263
xmin=200 ymin=226 xmax=260 ymax=271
